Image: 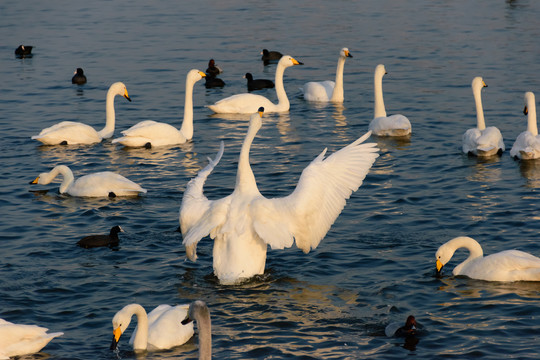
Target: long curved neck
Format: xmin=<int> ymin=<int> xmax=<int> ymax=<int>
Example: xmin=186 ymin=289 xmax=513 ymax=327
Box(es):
xmin=330 ymin=56 xmax=346 ymax=102
xmin=274 ymin=63 xmax=289 ymax=110
xmin=99 ymin=87 xmax=118 ymax=139
xmin=129 ymin=304 xmax=149 ymax=350
xmin=449 ymin=236 xmax=484 ymax=273
xmin=473 ymin=86 xmax=486 ymax=130
xmin=526 ymin=96 xmax=538 ymax=136
xmin=374 ymin=72 xmax=386 ymax=118
xmin=180 ymin=76 xmax=196 ymax=140
xmin=235 ymin=123 xmax=260 ymax=195
xmin=196 ymin=309 xmax=212 ymax=360
xmin=51 ymin=165 xmax=74 ymax=194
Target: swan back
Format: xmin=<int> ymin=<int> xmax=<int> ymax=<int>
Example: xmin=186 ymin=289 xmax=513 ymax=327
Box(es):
xmin=0 ymin=319 xmax=63 ymax=358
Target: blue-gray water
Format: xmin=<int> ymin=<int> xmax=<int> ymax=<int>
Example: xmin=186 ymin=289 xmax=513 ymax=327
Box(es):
xmin=2 ymin=0 xmax=540 ymax=358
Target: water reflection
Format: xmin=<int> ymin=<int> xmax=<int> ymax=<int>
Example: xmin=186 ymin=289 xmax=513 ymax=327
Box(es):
xmin=518 ymin=159 xmax=540 ymax=188
xmin=436 ymin=276 xmax=540 ymax=299
xmin=464 ymin=155 xmax=502 ymax=183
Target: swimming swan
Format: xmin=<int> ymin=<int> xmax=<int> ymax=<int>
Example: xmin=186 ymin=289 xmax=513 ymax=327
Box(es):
xmin=179 ymin=108 xmax=379 ymax=284
xmin=462 ymin=77 xmax=504 ymax=157
xmin=110 ymin=304 xmax=194 ymax=351
xmin=181 ymin=300 xmax=212 ymax=360
xmin=30 ymin=165 xmax=146 ymax=197
xmin=112 ymin=70 xmax=205 ymax=148
xmin=510 ymin=92 xmax=540 ymax=160
xmin=301 ymin=47 xmax=352 ymax=103
xmin=32 ymin=82 xmax=131 ymax=145
xmin=368 ymin=64 xmax=411 ymax=136
xmin=207 ymin=56 xmax=303 ymax=114
xmin=0 ymin=318 xmax=63 ymax=359
xmin=436 ymin=236 xmax=540 ymax=282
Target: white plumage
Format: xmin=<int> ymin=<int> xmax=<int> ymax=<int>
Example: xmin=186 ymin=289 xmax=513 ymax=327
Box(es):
xmin=301 ymin=47 xmax=352 ymax=103
xmin=31 ymin=82 xmax=131 ymax=145
xmin=112 ymin=70 xmax=205 ymax=148
xmin=180 ymin=108 xmax=379 ymax=284
xmin=0 ymin=318 xmax=63 ymax=359
xmin=510 ymin=91 xmax=540 ymax=160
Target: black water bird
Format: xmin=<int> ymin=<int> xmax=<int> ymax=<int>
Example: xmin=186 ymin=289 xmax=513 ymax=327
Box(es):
xmin=77 ymin=225 xmax=124 ymax=248
xmin=261 ymin=49 xmax=282 ymax=65
xmin=204 ymin=59 xmax=225 ymax=88
xmin=72 ymin=68 xmax=87 ymax=85
xmin=244 ymin=72 xmax=275 ymax=91
xmin=15 ymin=45 xmax=33 ymax=58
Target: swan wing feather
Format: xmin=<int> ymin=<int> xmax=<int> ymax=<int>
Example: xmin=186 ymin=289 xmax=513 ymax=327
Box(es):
xmin=69 ymin=172 xmax=146 ymax=196
xmin=208 ymin=93 xmax=275 ymax=114
xmin=32 ymin=121 xmax=101 ymax=145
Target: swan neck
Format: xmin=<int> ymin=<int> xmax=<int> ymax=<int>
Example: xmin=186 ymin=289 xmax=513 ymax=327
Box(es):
xmin=51 ymin=165 xmax=74 ymax=194
xmin=274 ymin=63 xmax=289 ymax=109
xmin=330 ymin=56 xmax=346 ymax=102
xmin=374 ymin=72 xmax=386 ymax=118
xmin=180 ymin=76 xmax=196 ymax=140
xmin=450 ymin=237 xmax=484 ymax=272
xmin=235 ymin=123 xmax=260 ymax=194
xmin=131 ymin=304 xmax=149 ymax=350
xmin=99 ymin=87 xmax=118 ymax=139
xmin=527 ymin=97 xmax=538 ymax=136
xmin=473 ymin=86 xmax=486 ymax=130
xmin=196 ymin=310 xmax=212 ymax=360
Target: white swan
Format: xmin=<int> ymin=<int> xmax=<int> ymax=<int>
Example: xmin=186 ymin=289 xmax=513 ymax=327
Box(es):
xmin=30 ymin=165 xmax=146 ymax=197
xmin=179 ymin=108 xmax=379 ymax=284
xmin=510 ymin=92 xmax=540 ymax=160
xmin=0 ymin=318 xmax=63 ymax=359
xmin=112 ymin=70 xmax=206 ymax=148
xmin=368 ymin=64 xmax=411 ymax=136
xmin=181 ymin=300 xmax=212 ymax=360
xmin=31 ymin=82 xmax=131 ymax=145
xmin=110 ymin=304 xmax=194 ymax=351
xmin=462 ymin=77 xmax=504 ymax=157
xmin=207 ymin=56 xmax=303 ymax=114
xmin=301 ymin=47 xmax=352 ymax=103
xmin=436 ymin=236 xmax=540 ymax=282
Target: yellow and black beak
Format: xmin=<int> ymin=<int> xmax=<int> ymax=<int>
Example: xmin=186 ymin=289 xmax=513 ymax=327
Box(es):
xmin=345 ymin=50 xmax=353 ymax=58
xmin=181 ymin=315 xmax=193 ymax=326
xmin=30 ymin=176 xmax=39 ymax=185
xmin=258 ymin=107 xmax=264 ymax=117
xmin=199 ymin=71 xmax=206 ymax=78
xmin=436 ymin=259 xmax=444 ymax=274
xmin=110 ymin=326 xmax=122 ymax=350
xmin=524 ymin=106 xmax=528 ymax=115
xmin=124 ymin=89 xmax=131 ymax=102
xmin=482 ymin=81 xmax=488 ymax=88
xmin=291 ymin=57 xmax=304 ymax=66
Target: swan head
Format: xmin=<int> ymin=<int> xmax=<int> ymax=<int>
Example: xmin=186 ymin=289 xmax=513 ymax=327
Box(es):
xmin=30 ymin=165 xmax=71 ymax=185
xmin=340 ymin=47 xmax=352 ymax=58
xmin=278 ymin=55 xmax=304 ymax=68
xmin=110 ymin=304 xmax=136 ymax=350
xmin=181 ymin=300 xmax=210 ymax=325
xmin=471 ymin=77 xmax=487 ymax=92
xmin=435 ymin=243 xmax=453 ymax=274
xmin=187 ymin=69 xmax=206 ymax=82
xmin=375 ymin=64 xmax=387 ymax=78
xmin=524 ymin=91 xmax=535 ymax=115
xmin=109 ymin=82 xmax=131 ymax=102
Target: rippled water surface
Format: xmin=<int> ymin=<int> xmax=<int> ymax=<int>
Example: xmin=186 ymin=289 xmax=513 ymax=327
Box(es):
xmin=2 ymin=0 xmax=540 ymax=359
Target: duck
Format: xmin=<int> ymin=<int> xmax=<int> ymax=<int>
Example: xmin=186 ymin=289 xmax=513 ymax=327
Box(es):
xmin=0 ymin=318 xmax=63 ymax=359
xmin=436 ymin=236 xmax=540 ymax=282
xmin=301 ymin=47 xmax=352 ymax=103
xmin=30 ymin=165 xmax=147 ymax=197
xmin=110 ymin=304 xmax=194 ymax=352
xmin=462 ymin=77 xmax=504 ymax=157
xmin=72 ymin=68 xmax=87 ymax=85
xmin=207 ymin=56 xmax=303 ymax=114
xmin=368 ymin=64 xmax=411 ymax=136
xmin=510 ymin=92 xmax=540 ymax=160
xmin=204 ymin=60 xmax=225 ymax=88
xmin=31 ymin=82 xmax=131 ymax=145
xmin=15 ymin=45 xmax=33 ymax=58
xmin=385 ymin=315 xmax=418 ymax=337
xmin=261 ymin=49 xmax=283 ymax=65
xmin=244 ymin=73 xmax=275 ymax=91
xmin=77 ymin=225 xmax=124 ymax=248
xmin=113 ymin=70 xmax=205 ymax=148
xmin=205 ymin=59 xmax=223 ymax=77
xmin=181 ymin=301 xmax=212 ymax=360
xmin=179 ymin=108 xmax=379 ymax=284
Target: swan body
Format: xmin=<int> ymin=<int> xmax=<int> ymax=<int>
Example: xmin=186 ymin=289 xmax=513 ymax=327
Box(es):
xmin=30 ymin=165 xmax=146 ymax=197
xmin=113 ymin=70 xmax=205 ymax=148
xmin=180 ymin=108 xmax=379 ymax=284
xmin=368 ymin=64 xmax=412 ymax=136
xmin=32 ymin=82 xmax=131 ymax=145
xmin=301 ymin=47 xmax=352 ymax=103
xmin=111 ymin=304 xmax=194 ymax=351
xmin=207 ymin=56 xmax=303 ymax=114
xmin=436 ymin=236 xmax=540 ymax=282
xmin=182 ymin=301 xmax=212 ymax=360
xmin=510 ymin=92 xmax=540 ymax=160
xmin=0 ymin=318 xmax=63 ymax=359
xmin=462 ymin=77 xmax=504 ymax=157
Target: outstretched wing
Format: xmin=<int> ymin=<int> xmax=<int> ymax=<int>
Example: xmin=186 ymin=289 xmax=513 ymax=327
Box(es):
xmin=251 ymin=131 xmax=379 ymax=252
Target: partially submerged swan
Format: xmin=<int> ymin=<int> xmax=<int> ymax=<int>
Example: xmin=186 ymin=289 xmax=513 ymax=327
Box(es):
xmin=0 ymin=318 xmax=63 ymax=359
xmin=180 ymin=108 xmax=379 ymax=284
xmin=510 ymin=91 xmax=540 ymax=160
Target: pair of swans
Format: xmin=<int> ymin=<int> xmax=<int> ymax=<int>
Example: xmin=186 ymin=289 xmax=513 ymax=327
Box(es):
xmin=462 ymin=77 xmax=505 ymax=157
xmin=0 ymin=318 xmax=63 ymax=359
xmin=32 ymin=82 xmax=131 ymax=145
xmin=207 ymin=56 xmax=303 ymax=114
xmin=301 ymin=47 xmax=352 ymax=103
xmin=30 ymin=165 xmax=146 ymax=197
xmin=180 ymin=107 xmax=379 ymax=285
xmin=436 ymin=236 xmax=540 ymax=282
xmin=510 ymin=91 xmax=540 ymax=159
xmin=111 ymin=301 xmax=211 ymax=359
xmin=368 ymin=64 xmax=412 ymax=136
xmin=113 ymin=69 xmax=206 ymax=148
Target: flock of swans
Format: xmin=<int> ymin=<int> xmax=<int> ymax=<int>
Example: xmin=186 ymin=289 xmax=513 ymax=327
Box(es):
xmin=7 ymin=46 xmax=540 ymax=358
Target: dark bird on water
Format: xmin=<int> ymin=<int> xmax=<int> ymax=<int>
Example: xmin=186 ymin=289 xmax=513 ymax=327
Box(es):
xmin=205 ymin=59 xmax=225 ymax=88
xmin=77 ymin=225 xmax=124 ymax=248
xmin=72 ymin=68 xmax=87 ymax=85
xmin=244 ymin=72 xmax=275 ymax=91
xmin=15 ymin=45 xmax=33 ymax=58
xmin=261 ymin=49 xmax=282 ymax=65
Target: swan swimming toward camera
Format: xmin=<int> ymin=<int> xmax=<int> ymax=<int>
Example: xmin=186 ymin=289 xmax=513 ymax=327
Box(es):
xmin=0 ymin=318 xmax=63 ymax=359
xmin=179 ymin=107 xmax=379 ymax=284
xmin=510 ymin=91 xmax=540 ymax=160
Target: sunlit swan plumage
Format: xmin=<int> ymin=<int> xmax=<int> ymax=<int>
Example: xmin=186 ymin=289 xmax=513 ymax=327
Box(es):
xmin=436 ymin=236 xmax=540 ymax=282
xmin=182 ymin=300 xmax=212 ymax=360
xmin=32 ymin=82 xmax=131 ymax=145
xmin=0 ymin=318 xmax=63 ymax=359
xmin=180 ymin=108 xmax=379 ymax=284
xmin=112 ymin=70 xmax=205 ymax=148
xmin=301 ymin=47 xmax=352 ymax=103
xmin=110 ymin=304 xmax=194 ymax=351
xmin=462 ymin=77 xmax=504 ymax=157
xmin=510 ymin=91 xmax=540 ymax=160
xmin=207 ymin=56 xmax=303 ymax=114
xmin=368 ymin=64 xmax=411 ymax=136
xmin=30 ymin=165 xmax=146 ymax=197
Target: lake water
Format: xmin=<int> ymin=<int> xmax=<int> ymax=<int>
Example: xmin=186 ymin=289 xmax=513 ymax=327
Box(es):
xmin=1 ymin=0 xmax=540 ymax=358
